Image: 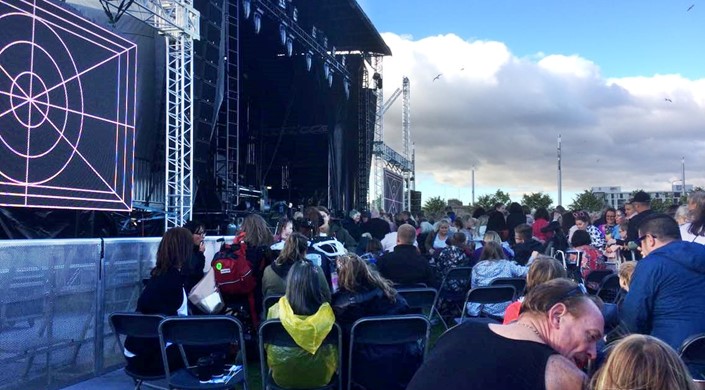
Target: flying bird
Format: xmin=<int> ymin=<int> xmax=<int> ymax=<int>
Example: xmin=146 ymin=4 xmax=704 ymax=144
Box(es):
xmin=460 ymin=67 xmax=465 ymax=71
xmin=665 ymin=98 xmax=673 ymax=103
xmin=687 ymin=4 xmax=695 ymax=11
xmin=433 ymin=73 xmax=442 ymax=82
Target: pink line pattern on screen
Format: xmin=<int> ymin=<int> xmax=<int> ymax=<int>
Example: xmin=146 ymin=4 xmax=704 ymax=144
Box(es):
xmin=0 ymin=0 xmax=136 ymax=212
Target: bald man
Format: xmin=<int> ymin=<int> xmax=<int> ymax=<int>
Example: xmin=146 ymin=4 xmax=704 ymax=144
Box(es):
xmin=376 ymin=224 xmax=433 ymax=286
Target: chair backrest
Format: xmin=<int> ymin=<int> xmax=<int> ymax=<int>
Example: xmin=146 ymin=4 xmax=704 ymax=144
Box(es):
xmin=490 ymin=277 xmax=526 ymax=298
xmin=348 ymin=315 xmax=430 ymax=390
xmin=158 ymin=316 xmax=248 ymax=386
xmin=263 ymin=294 xmax=283 ymax=317
xmin=439 ymin=266 xmax=473 ymax=294
xmin=461 ymin=286 xmax=516 ymax=322
xmin=259 ymin=319 xmax=342 ymax=389
xmin=596 ymin=274 xmax=622 ymax=304
xmin=109 ymin=312 xmax=165 ymax=357
xmin=680 ymin=333 xmax=705 ymax=381
xmin=396 ymin=288 xmax=438 ymax=318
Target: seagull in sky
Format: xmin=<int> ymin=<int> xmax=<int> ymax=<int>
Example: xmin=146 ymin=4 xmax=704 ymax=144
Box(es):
xmin=665 ymin=98 xmax=673 ymax=103
xmin=433 ymin=73 xmax=442 ymax=82
xmin=687 ymin=4 xmax=695 ymax=11
xmin=460 ymin=67 xmax=465 ymax=71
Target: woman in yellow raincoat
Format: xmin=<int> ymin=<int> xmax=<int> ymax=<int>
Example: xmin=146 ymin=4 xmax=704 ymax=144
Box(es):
xmin=266 ymin=260 xmax=337 ymax=388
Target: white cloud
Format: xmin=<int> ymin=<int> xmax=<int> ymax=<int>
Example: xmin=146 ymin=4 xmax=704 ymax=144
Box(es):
xmin=379 ymin=32 xmax=705 ymax=204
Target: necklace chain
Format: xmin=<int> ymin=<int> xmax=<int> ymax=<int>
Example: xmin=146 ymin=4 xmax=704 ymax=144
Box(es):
xmin=517 ymin=321 xmax=543 ymax=341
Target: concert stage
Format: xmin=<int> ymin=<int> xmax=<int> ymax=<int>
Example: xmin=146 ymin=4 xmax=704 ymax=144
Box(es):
xmin=0 ymin=0 xmax=390 ymax=238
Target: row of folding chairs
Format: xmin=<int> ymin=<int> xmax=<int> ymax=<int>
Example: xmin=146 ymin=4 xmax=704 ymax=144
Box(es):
xmin=109 ymin=312 xmax=431 ymax=390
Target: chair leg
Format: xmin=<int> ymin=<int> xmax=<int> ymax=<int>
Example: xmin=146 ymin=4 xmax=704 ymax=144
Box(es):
xmin=433 ymin=308 xmax=449 ymax=330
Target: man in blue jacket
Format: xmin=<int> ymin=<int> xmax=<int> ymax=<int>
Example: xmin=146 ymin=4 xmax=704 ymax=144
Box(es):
xmin=621 ymin=213 xmax=705 ymax=351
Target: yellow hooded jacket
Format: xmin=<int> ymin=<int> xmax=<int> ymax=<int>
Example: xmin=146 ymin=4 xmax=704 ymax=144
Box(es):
xmin=266 ymin=296 xmax=338 ymax=388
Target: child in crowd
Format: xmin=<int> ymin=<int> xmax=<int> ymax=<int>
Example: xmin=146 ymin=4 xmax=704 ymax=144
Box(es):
xmin=618 ymin=261 xmax=636 ymax=292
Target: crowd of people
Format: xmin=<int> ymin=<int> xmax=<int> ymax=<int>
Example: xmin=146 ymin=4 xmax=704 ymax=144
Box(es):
xmin=123 ymin=191 xmax=705 ymax=389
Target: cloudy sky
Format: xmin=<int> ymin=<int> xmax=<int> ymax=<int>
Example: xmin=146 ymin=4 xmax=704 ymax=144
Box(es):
xmin=358 ymin=0 xmax=705 ymax=206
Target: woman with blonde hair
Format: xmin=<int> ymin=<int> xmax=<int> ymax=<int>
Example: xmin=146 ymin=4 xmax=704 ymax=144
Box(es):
xmin=331 ymin=254 xmax=418 ymax=390
xmin=590 ymin=334 xmax=697 ymax=390
xmin=261 ymin=232 xmax=330 ymax=298
xmin=425 ymin=219 xmax=451 ymax=256
xmin=473 ymin=230 xmax=514 ymax=259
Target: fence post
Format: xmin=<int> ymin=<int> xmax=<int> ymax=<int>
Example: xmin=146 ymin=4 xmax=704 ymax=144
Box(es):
xmin=93 ymin=238 xmax=106 ymax=375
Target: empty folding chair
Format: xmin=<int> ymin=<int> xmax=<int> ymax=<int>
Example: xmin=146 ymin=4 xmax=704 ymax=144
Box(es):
xmin=596 ymin=274 xmax=623 ymax=304
xmin=585 ymin=269 xmax=614 ymax=295
xmin=348 ymin=314 xmax=431 ymax=390
xmin=680 ymin=333 xmax=705 ymax=382
xmin=158 ymin=316 xmax=249 ymax=389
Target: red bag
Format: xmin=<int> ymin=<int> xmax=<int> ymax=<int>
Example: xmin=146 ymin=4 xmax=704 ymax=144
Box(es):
xmin=211 ymin=232 xmax=257 ymax=295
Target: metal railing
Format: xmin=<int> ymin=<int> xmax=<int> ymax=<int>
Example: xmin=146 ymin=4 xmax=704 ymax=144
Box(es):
xmin=0 ymin=236 xmax=230 ymax=390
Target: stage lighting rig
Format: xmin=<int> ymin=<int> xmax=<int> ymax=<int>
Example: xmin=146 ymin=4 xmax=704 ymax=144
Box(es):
xmin=254 ymin=0 xmax=351 ymax=81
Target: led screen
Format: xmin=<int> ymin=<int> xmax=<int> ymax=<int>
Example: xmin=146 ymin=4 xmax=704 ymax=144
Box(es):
xmin=0 ymin=0 xmax=136 ymax=211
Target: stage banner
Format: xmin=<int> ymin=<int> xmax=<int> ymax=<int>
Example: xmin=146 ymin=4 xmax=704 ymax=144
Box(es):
xmin=383 ymin=169 xmax=403 ymax=215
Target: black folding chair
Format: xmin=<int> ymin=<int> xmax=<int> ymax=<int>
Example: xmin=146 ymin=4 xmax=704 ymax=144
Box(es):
xmin=585 ymin=269 xmax=614 ymax=294
xmin=109 ymin=312 xmax=167 ymax=390
xmin=262 ymin=294 xmax=284 ymax=318
xmin=396 ymin=287 xmax=438 ymax=319
xmin=435 ymin=267 xmax=473 ymax=329
xmin=460 ymin=285 xmax=516 ymax=323
xmin=348 ymin=315 xmax=431 ymax=390
xmin=490 ymin=277 xmax=526 ymax=299
xmin=596 ymin=274 xmax=623 ymax=304
xmin=259 ymin=320 xmax=342 ymax=390
xmin=158 ymin=316 xmax=249 ymax=390
xmin=680 ymin=333 xmax=705 ymax=382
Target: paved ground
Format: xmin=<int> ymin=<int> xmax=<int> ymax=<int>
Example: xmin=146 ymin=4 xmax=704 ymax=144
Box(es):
xmin=60 ymin=368 xmax=156 ymax=390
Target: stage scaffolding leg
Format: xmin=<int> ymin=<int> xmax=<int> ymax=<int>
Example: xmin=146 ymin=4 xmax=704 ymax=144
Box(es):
xmin=165 ymin=34 xmax=194 ymax=229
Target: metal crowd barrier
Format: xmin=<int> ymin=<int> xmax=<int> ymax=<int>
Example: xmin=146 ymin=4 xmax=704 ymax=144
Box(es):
xmin=0 ymin=236 xmax=232 ymax=390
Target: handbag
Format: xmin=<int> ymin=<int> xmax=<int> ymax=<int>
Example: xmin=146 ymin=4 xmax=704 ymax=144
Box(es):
xmin=188 ymin=268 xmax=224 ymax=314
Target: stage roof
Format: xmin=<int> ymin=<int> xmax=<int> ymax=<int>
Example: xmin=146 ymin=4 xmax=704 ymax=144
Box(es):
xmin=298 ymin=0 xmax=392 ymax=56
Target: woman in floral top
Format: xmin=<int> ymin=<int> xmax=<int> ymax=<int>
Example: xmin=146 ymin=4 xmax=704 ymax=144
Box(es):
xmin=574 ymin=211 xmax=606 ymax=249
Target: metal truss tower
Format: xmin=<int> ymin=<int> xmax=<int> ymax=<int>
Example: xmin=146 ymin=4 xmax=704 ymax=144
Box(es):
xmin=371 ymin=56 xmax=384 ymax=210
xmin=401 ymin=76 xmax=412 ymax=211
xmin=101 ymin=0 xmax=201 ymax=229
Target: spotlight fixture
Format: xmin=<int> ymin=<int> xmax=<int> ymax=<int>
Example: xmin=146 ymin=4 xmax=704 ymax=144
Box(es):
xmin=341 ymin=55 xmax=346 ymax=66
xmin=311 ymin=25 xmax=317 ymax=39
xmin=286 ymin=36 xmax=294 ymax=57
xmin=328 ymin=72 xmax=334 ymax=87
xmin=323 ymin=61 xmax=330 ymax=79
xmin=279 ymin=23 xmax=287 ymax=45
xmin=278 ymin=0 xmax=286 ymax=8
xmin=344 ymin=78 xmax=350 ymax=99
xmin=291 ymin=6 xmax=298 ymax=22
xmin=305 ymin=51 xmax=313 ymax=71
xmin=253 ymin=8 xmax=263 ymax=34
xmin=242 ymin=0 xmax=251 ymax=19
xmin=331 ymin=46 xmax=336 ymax=57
